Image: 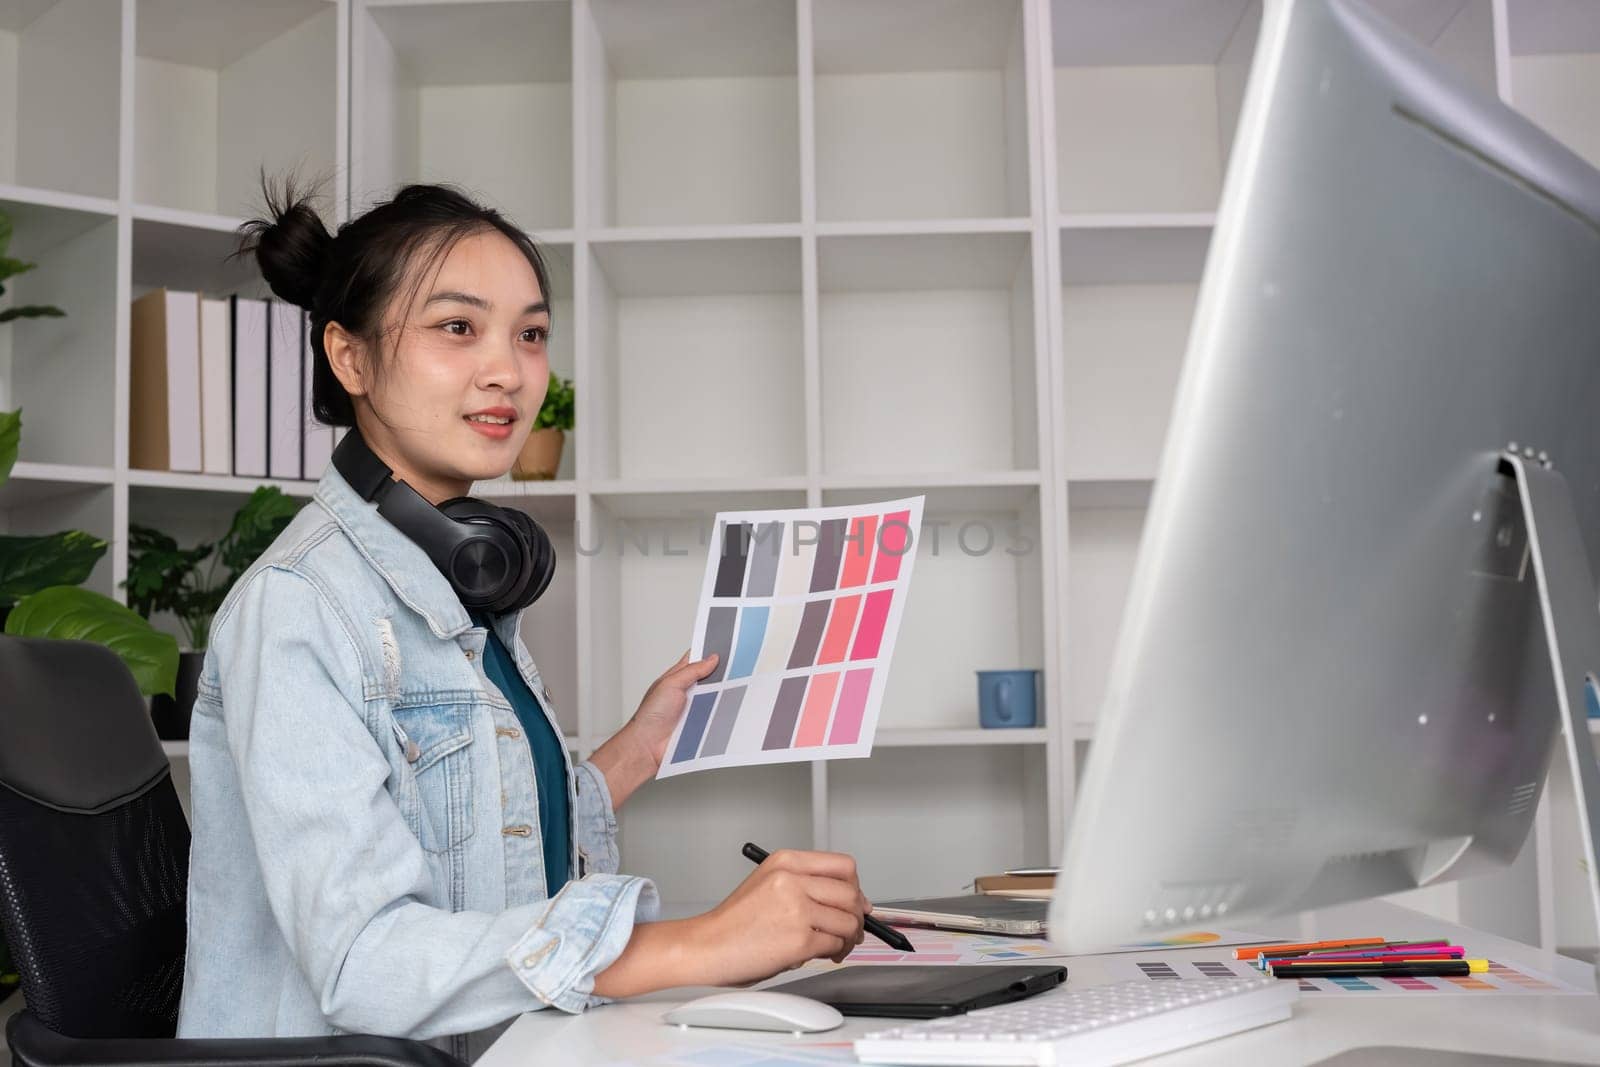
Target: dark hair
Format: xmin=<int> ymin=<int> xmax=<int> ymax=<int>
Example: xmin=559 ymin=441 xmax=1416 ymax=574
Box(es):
xmin=236 ymin=178 xmax=554 ymax=428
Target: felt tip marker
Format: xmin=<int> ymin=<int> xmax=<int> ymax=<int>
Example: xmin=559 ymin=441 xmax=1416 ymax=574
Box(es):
xmin=1270 ymin=959 xmax=1488 ymax=979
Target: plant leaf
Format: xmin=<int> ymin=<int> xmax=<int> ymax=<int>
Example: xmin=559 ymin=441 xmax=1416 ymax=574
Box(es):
xmin=0 ymin=409 xmax=18 ymax=488
xmin=0 ymin=256 xmax=34 ymax=283
xmin=123 ymin=523 xmax=212 ymax=620
xmin=0 ymin=305 xmax=65 ymax=323
xmin=3 ymin=586 xmax=180 ymax=696
xmin=218 ymin=487 xmax=300 ymax=576
xmin=0 ymin=530 xmax=107 ymax=604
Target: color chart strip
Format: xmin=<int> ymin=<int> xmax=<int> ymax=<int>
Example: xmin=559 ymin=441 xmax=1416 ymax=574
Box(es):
xmin=659 ymin=496 xmax=924 ymax=778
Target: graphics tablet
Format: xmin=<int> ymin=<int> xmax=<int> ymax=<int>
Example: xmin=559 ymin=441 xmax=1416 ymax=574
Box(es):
xmin=769 ymin=964 xmax=1067 ymax=1019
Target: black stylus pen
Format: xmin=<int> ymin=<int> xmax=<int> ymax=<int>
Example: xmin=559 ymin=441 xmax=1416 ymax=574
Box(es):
xmin=741 ymin=841 xmax=916 ymax=953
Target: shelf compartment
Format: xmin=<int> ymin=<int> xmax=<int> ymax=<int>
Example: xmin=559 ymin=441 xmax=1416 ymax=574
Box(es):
xmin=0 ymin=1 xmax=121 ymax=199
xmin=356 ymin=1 xmax=573 ymax=231
xmin=813 ymin=0 xmax=1030 ymax=222
xmin=586 ymin=237 xmax=805 ymax=481
xmin=1059 ymin=226 xmax=1201 ymax=483
xmin=0 ymin=196 xmax=117 ymax=468
xmin=1050 ymin=0 xmax=1502 ymax=216
xmin=1050 ymin=0 xmax=1259 ymax=216
xmin=829 ymin=746 xmax=1050 ymax=899
xmin=1507 ymin=1 xmax=1600 ymax=170
xmin=1065 ymin=502 xmax=1144 ymax=735
xmin=132 ymin=214 xmax=266 ymax=299
xmin=585 ymin=487 xmax=806 ymax=740
xmin=819 ymin=484 xmax=1044 ymax=733
xmin=583 ymin=0 xmax=799 ymax=227
xmin=818 ymin=231 xmax=1039 ymax=478
xmin=135 ymin=0 xmax=338 ymax=219
xmin=1 ymin=481 xmax=116 ymax=599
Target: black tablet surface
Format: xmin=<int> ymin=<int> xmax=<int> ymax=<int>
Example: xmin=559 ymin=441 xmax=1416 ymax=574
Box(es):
xmin=767 ymin=964 xmax=1068 ymax=1019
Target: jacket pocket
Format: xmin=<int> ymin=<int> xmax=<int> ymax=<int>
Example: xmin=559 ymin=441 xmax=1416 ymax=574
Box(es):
xmin=390 ymin=702 xmax=475 ymax=854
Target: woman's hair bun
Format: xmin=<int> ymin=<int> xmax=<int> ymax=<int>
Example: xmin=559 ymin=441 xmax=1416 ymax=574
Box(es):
xmin=237 ymin=176 xmax=332 ymax=312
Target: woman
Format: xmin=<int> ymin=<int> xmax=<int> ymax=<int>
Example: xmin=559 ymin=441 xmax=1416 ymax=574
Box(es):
xmin=177 ymin=182 xmax=869 ymax=1062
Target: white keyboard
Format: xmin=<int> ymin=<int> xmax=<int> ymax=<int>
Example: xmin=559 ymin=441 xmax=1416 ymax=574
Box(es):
xmin=853 ymin=974 xmax=1298 ymax=1066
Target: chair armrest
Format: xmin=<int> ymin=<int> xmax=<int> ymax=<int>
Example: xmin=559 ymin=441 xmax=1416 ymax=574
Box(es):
xmin=7 ymin=1011 xmax=466 ymax=1067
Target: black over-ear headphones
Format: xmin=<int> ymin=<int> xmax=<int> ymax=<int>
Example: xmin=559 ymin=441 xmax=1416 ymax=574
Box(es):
xmin=332 ymin=429 xmax=556 ymax=615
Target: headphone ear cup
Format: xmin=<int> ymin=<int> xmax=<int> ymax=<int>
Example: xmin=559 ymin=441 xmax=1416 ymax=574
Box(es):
xmin=436 ymin=498 xmax=525 ymax=609
xmin=501 ymin=508 xmax=556 ymax=611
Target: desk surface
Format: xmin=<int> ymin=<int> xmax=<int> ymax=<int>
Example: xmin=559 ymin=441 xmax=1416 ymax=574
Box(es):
xmin=476 ymin=900 xmax=1600 ymax=1067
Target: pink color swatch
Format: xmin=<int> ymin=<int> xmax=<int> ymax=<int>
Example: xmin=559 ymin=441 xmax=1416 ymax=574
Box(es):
xmin=838 ymin=515 xmax=878 ymax=587
xmin=869 ymin=510 xmax=913 ymax=583
xmin=817 ymin=594 xmax=862 ymax=664
xmin=793 ymin=672 xmax=840 ymax=747
xmin=850 ymin=589 xmax=894 ymax=660
xmin=827 ymin=668 xmax=874 ymax=744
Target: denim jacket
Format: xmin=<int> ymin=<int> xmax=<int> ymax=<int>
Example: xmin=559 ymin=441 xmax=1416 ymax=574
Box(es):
xmin=176 ymin=465 xmax=659 ymax=1063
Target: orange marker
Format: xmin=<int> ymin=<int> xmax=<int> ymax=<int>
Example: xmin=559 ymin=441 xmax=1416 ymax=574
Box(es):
xmin=1232 ymin=937 xmax=1385 ymax=961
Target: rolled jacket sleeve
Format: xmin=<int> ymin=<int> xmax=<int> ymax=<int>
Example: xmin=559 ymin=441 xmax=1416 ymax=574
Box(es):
xmin=210 ymin=565 xmax=655 ymax=1036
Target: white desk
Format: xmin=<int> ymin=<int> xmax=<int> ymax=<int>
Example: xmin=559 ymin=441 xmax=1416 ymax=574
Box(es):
xmin=476 ymin=900 xmax=1600 ymax=1067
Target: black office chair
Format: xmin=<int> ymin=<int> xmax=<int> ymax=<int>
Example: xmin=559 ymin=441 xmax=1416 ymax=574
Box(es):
xmin=0 ymin=634 xmax=464 ymax=1067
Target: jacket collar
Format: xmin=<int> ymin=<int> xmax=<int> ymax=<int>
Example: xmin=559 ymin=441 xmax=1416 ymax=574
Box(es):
xmin=314 ymin=464 xmax=478 ymax=640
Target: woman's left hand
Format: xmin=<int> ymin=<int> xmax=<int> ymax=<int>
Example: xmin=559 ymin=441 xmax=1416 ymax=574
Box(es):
xmin=590 ymin=650 xmax=718 ymax=809
xmin=627 ymin=650 xmax=720 ymax=766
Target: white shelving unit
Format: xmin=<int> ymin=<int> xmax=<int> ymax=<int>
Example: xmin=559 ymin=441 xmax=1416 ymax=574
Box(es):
xmin=1041 ymin=0 xmax=1600 ymax=950
xmin=3 ymin=0 xmax=1597 ymax=920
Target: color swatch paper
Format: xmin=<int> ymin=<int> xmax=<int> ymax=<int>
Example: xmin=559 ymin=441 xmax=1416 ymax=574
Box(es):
xmin=658 ymin=497 xmax=924 ymax=778
xmin=1106 ymin=955 xmax=1587 ymax=996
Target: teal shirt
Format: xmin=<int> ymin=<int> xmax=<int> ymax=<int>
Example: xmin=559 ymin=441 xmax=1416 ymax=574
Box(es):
xmin=471 ymin=610 xmax=570 ymax=898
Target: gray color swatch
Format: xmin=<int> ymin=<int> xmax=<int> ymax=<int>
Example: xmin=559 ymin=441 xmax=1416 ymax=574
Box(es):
xmin=703 ymin=605 xmax=737 ymax=683
xmin=763 ymin=676 xmax=809 ymax=749
xmin=744 ymin=521 xmax=784 ymax=596
xmin=787 ymin=598 xmax=831 ymax=669
xmin=699 ymin=685 xmax=746 ymax=757
xmin=809 ymin=518 xmax=847 ymax=592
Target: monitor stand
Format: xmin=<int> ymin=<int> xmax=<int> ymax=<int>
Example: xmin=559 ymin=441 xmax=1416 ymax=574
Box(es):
xmin=1504 ymin=449 xmax=1600 ymax=975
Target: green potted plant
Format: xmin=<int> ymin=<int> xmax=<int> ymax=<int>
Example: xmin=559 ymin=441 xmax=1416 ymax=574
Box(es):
xmin=123 ymin=486 xmax=303 ymax=738
xmin=511 ymin=371 xmax=573 ymax=481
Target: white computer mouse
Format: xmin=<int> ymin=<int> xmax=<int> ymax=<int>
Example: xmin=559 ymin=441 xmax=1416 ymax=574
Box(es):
xmin=662 ymin=990 xmax=845 ymax=1034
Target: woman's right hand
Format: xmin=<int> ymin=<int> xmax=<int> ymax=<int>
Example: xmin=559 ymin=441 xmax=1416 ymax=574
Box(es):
xmin=689 ymin=849 xmax=869 ymax=987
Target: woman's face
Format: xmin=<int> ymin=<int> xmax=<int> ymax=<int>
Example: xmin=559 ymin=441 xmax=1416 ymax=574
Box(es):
xmin=350 ymin=229 xmax=551 ymax=502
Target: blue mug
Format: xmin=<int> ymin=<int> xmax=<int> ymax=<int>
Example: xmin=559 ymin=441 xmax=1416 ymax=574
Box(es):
xmin=977 ymin=669 xmax=1040 ymax=729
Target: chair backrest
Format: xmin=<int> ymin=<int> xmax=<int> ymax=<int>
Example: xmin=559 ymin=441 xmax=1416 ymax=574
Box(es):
xmin=0 ymin=635 xmax=189 ymax=1039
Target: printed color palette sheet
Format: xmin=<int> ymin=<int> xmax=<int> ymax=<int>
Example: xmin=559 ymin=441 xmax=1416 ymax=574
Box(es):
xmin=659 ymin=497 xmax=924 ymax=778
xmin=1108 ymin=955 xmax=1588 ymax=996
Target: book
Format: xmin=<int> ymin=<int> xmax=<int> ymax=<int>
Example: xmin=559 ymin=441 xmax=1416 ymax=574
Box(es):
xmin=300 ymin=311 xmax=335 ymax=480
xmin=974 ymin=873 xmax=1056 ymax=900
xmin=129 ymin=289 xmax=203 ymax=472
xmin=267 ymin=300 xmax=302 ymax=479
xmin=198 ymin=297 xmax=231 ymax=476
xmin=231 ymin=296 xmax=269 ymax=477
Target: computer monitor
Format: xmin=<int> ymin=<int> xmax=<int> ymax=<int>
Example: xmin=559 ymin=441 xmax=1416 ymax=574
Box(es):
xmin=1050 ymin=0 xmax=1600 ymax=952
